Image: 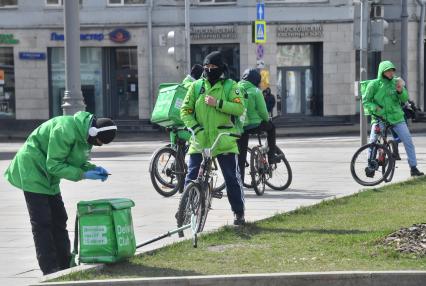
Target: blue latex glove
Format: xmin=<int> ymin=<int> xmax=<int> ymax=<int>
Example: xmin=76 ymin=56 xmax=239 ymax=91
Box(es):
xmin=83 ymin=170 xmax=105 ymax=181
xmin=94 ymin=166 xmax=109 ymax=182
xmin=94 ymin=166 xmax=109 ymax=176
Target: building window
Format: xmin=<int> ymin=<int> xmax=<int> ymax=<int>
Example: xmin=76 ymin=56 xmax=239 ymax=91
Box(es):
xmin=265 ymin=0 xmax=327 ymax=3
xmin=107 ymin=0 xmax=145 ymax=6
xmin=46 ymin=0 xmax=82 ymax=7
xmin=0 ymin=0 xmax=17 ymax=8
xmin=0 ymin=47 xmax=15 ymax=118
xmin=198 ymin=0 xmax=236 ymax=4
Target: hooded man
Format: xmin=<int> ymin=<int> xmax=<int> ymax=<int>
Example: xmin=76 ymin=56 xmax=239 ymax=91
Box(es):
xmin=4 ymin=111 xmax=117 ymax=275
xmin=363 ymin=60 xmax=423 ymax=177
xmin=237 ymin=68 xmax=281 ymax=183
xmin=180 ymin=51 xmax=246 ymax=225
xmin=182 ymin=64 xmax=204 ymax=89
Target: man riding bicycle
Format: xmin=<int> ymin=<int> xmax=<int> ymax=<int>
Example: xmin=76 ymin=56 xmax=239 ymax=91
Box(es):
xmin=180 ymin=51 xmax=246 ymax=225
xmin=237 ymin=68 xmax=281 ymax=182
xmin=362 ymin=60 xmax=423 ymax=177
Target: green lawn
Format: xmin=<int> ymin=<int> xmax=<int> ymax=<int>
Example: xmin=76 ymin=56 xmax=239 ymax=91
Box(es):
xmin=57 ymin=177 xmax=426 ymax=281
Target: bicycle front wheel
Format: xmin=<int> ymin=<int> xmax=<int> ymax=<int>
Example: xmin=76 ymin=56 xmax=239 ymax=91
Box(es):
xmin=250 ymin=146 xmax=266 ymax=196
xmin=350 ymin=143 xmax=394 ymax=186
xmin=176 ymin=182 xmax=205 ymax=238
xmin=149 ymin=146 xmax=183 ymax=197
xmin=266 ymin=147 xmax=292 ymax=191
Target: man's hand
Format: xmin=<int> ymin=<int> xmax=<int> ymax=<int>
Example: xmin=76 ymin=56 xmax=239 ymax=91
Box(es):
xmin=396 ymin=82 xmax=403 ymax=94
xmin=205 ymin=95 xmax=217 ymax=107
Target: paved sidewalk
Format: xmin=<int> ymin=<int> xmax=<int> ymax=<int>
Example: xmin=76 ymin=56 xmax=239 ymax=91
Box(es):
xmin=0 ymin=134 xmax=425 ymax=285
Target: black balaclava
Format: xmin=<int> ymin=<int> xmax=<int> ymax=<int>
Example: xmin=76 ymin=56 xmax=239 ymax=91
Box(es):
xmin=382 ymin=68 xmax=395 ymax=80
xmin=190 ymin=64 xmax=203 ymax=80
xmin=242 ymin=68 xmax=261 ymax=87
xmin=87 ymin=117 xmax=117 ymax=146
xmin=203 ymin=51 xmax=224 ymax=85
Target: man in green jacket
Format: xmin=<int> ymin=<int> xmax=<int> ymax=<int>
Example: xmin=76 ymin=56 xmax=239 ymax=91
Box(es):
xmin=4 ymin=111 xmax=117 ymax=275
xmin=180 ymin=51 xmax=246 ymax=225
xmin=237 ymin=69 xmax=280 ymax=182
xmin=363 ymin=60 xmax=423 ymax=177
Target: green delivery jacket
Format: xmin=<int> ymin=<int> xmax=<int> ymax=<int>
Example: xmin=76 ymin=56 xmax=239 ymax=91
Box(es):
xmin=4 ymin=111 xmax=96 ymax=195
xmin=180 ymin=78 xmax=244 ymax=157
xmin=238 ymin=80 xmax=269 ymax=129
xmin=181 ymin=75 xmax=195 ymax=89
xmin=362 ymin=60 xmax=409 ymax=125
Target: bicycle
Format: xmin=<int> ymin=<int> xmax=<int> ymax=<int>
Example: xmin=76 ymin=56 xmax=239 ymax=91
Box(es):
xmin=176 ymin=129 xmax=241 ymax=240
xmin=249 ymin=131 xmax=292 ymax=196
xmin=149 ymin=126 xmax=225 ymax=197
xmin=350 ymin=118 xmax=397 ymax=186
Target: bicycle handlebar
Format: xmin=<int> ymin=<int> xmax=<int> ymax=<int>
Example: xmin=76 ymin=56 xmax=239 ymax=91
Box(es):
xmin=186 ymin=127 xmax=240 ymax=154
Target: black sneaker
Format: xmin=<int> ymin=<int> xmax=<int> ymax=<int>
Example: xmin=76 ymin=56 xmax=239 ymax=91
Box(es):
xmin=365 ymin=167 xmax=375 ymax=178
xmin=410 ymin=167 xmax=424 ymax=177
xmin=268 ymin=154 xmax=283 ymax=165
xmin=233 ymin=212 xmax=245 ymax=226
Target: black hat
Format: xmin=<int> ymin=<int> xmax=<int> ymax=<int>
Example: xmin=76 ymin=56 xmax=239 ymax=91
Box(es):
xmin=203 ymin=51 xmax=225 ymax=71
xmin=93 ymin=118 xmax=117 ymax=144
xmin=190 ymin=64 xmax=203 ymax=80
xmin=242 ymin=68 xmax=261 ymax=87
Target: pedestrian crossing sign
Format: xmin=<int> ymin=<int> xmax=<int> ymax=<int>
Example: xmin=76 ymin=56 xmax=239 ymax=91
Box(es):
xmin=253 ymin=20 xmax=267 ymax=44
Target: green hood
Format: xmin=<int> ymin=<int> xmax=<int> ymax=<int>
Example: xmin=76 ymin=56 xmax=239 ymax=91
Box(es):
xmin=239 ymin=80 xmax=255 ymax=91
xmin=73 ymin=111 xmax=94 ymax=143
xmin=377 ymin=60 xmax=396 ymax=80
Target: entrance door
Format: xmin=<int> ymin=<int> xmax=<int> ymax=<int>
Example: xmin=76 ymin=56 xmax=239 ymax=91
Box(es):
xmin=278 ymin=67 xmax=313 ymax=115
xmin=108 ymin=47 xmax=138 ymax=119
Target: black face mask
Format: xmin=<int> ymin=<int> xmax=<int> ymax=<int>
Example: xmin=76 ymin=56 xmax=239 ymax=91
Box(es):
xmin=87 ymin=136 xmax=101 ymax=146
xmin=204 ymin=68 xmax=222 ymax=84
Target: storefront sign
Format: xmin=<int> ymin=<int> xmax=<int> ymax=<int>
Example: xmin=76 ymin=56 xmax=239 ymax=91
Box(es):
xmin=0 ymin=34 xmax=19 ymax=44
xmin=50 ymin=32 xmax=104 ymax=41
xmin=191 ymin=26 xmax=237 ymax=40
xmin=277 ymin=24 xmax=323 ymax=38
xmin=19 ymin=52 xmax=46 ymax=60
xmin=109 ymin=28 xmax=131 ymax=43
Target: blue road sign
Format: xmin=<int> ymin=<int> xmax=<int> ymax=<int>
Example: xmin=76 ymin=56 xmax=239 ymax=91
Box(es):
xmin=257 ymin=3 xmax=265 ymax=20
xmin=255 ymin=20 xmax=266 ymax=43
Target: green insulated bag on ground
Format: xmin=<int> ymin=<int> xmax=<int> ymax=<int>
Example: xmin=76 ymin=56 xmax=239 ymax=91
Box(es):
xmin=151 ymin=83 xmax=188 ymax=127
xmin=72 ymin=198 xmax=136 ymax=264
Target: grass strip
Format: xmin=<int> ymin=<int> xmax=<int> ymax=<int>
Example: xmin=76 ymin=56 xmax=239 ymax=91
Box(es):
xmin=56 ymin=177 xmax=426 ymax=281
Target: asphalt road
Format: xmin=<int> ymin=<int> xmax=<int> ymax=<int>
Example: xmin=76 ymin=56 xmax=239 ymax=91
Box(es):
xmin=1 ymin=134 xmax=425 ymax=286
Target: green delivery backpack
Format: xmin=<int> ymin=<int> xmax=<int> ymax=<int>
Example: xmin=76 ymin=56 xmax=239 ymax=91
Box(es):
xmin=71 ymin=198 xmax=136 ymax=265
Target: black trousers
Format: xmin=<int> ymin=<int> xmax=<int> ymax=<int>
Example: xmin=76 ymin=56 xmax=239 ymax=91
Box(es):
xmin=237 ymin=121 xmax=277 ymax=181
xmin=24 ymin=191 xmax=71 ymax=275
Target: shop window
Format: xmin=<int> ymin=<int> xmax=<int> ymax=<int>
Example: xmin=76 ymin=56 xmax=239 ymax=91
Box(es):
xmin=0 ymin=47 xmax=15 ymax=118
xmin=198 ymin=0 xmax=236 ymax=4
xmin=107 ymin=0 xmax=145 ymax=6
xmin=0 ymin=0 xmax=17 ymax=8
xmin=49 ymin=47 xmax=104 ymax=117
xmin=265 ymin=0 xmax=327 ymax=3
xmin=45 ymin=0 xmax=82 ymax=7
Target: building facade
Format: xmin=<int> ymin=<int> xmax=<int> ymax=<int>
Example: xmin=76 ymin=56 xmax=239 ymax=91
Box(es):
xmin=0 ymin=0 xmax=423 ymax=129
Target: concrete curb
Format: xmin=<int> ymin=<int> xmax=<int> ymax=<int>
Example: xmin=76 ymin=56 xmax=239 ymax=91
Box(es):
xmin=38 ymin=264 xmax=104 ymax=284
xmin=32 ymin=271 xmax=426 ymax=286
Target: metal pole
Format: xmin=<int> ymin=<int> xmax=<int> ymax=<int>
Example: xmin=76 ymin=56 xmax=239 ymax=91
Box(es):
xmin=184 ymin=0 xmax=191 ymax=74
xmin=148 ymin=0 xmax=154 ymax=113
xmin=62 ymin=0 xmax=85 ymax=115
xmin=360 ymin=0 xmax=369 ymax=145
xmin=417 ymin=0 xmax=426 ymax=110
xmin=401 ymin=0 xmax=408 ymax=82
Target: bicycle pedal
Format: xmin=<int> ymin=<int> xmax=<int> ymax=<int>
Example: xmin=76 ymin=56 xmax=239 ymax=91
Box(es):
xmin=212 ymin=191 xmax=223 ymax=199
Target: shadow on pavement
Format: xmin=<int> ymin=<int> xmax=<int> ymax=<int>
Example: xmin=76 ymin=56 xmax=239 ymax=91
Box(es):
xmin=244 ymin=189 xmax=332 ymax=200
xmin=98 ymin=263 xmax=201 ymax=278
